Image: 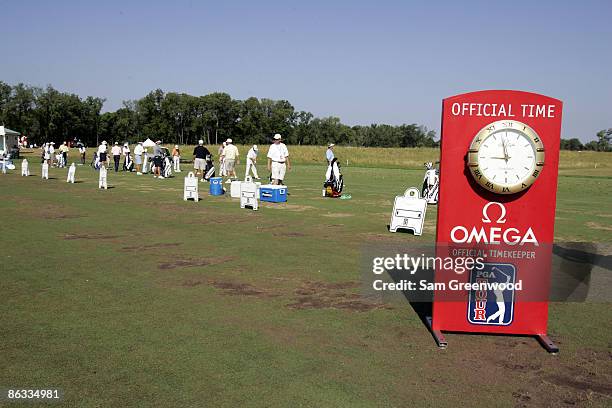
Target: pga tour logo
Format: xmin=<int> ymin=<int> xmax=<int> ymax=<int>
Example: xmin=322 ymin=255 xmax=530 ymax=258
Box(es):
xmin=467 ymin=263 xmax=516 ymax=326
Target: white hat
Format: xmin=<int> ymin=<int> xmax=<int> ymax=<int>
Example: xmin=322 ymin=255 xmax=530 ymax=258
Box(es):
xmin=50 ymin=142 xmax=55 ymax=145
xmin=138 ymin=141 xmax=143 ymax=144
xmin=175 ymin=144 xmax=179 ymax=148
xmin=198 ymin=139 xmax=204 ymax=145
xmin=226 ymin=138 xmax=233 ymax=144
xmin=124 ymin=143 xmax=129 ymax=147
xmin=115 ymin=142 xmax=118 ymax=145
xmin=273 ymin=133 xmax=282 ymax=140
xmin=253 ymin=145 xmax=258 ymax=150
xmin=155 ymin=140 xmax=161 ymax=144
xmin=222 ymin=142 xmax=226 ymax=146
xmin=328 ymin=143 xmax=335 ymax=148
xmin=102 ymin=141 xmax=107 ymax=145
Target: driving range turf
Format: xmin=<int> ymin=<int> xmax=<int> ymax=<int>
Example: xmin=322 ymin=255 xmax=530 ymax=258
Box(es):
xmin=1 ymin=151 xmax=611 ymax=407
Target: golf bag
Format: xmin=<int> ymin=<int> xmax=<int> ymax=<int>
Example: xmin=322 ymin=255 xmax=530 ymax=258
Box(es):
xmin=204 ymin=154 xmax=215 ymax=180
xmin=323 ymin=158 xmax=344 ymax=197
xmin=91 ymin=152 xmax=101 ymax=170
xmin=163 ymin=156 xmax=172 ymax=178
xmin=55 ymin=153 xmax=65 ymax=168
xmin=421 ymin=162 xmax=439 ymax=204
xmin=124 ymin=153 xmax=134 ymax=172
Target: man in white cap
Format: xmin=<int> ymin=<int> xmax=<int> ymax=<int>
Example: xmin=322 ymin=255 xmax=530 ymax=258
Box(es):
xmin=245 ymin=144 xmax=260 ymax=179
xmin=111 ymin=142 xmax=122 ymax=172
xmin=326 ymin=143 xmax=335 ymax=164
xmin=48 ymin=142 xmax=56 ymax=167
xmin=172 ymin=144 xmax=181 ymax=172
xmin=97 ymin=141 xmax=108 ymax=167
xmin=193 ymin=139 xmax=211 ymax=181
xmin=223 ymin=138 xmax=239 ymax=182
xmin=267 ymin=133 xmax=290 ymax=185
xmin=122 ymin=142 xmax=131 ymax=171
xmin=134 ymin=141 xmax=144 ymax=175
xmin=218 ymin=142 xmax=226 ymax=177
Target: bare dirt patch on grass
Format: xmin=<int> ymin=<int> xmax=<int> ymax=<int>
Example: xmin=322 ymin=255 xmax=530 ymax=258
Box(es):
xmin=287 ymin=280 xmax=391 ymax=312
xmin=446 ymin=337 xmax=612 ymax=407
xmin=63 ymin=233 xmax=121 ymax=240
xmin=321 ymin=213 xmax=354 ymax=218
xmin=179 ymin=278 xmax=278 ymax=298
xmin=586 ymin=221 xmax=612 ymax=232
xmin=121 ymin=243 xmax=181 ymax=252
xmin=158 ymin=256 xmax=234 ymax=270
xmin=262 ymin=203 xmax=315 ymax=212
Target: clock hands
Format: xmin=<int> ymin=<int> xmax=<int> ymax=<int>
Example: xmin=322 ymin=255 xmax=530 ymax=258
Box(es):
xmin=501 ymin=134 xmax=510 ymax=162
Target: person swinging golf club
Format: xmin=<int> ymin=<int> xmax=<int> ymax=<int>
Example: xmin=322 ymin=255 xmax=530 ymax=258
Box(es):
xmin=267 ymin=133 xmax=290 ymax=185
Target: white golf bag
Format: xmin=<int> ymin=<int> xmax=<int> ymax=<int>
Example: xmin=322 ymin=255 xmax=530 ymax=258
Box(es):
xmin=56 ymin=153 xmax=65 ymax=168
xmin=42 ymin=162 xmax=49 ymax=179
xmin=21 ymin=159 xmax=29 ymax=176
xmin=421 ymin=162 xmax=439 ymax=205
xmin=99 ymin=166 xmax=108 ymax=189
xmin=124 ymin=153 xmax=134 ymax=172
xmin=163 ymin=156 xmax=172 ymax=178
xmin=67 ymin=163 xmax=76 ymax=183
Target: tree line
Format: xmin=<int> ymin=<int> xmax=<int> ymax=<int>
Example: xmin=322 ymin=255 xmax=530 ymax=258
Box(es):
xmin=1 ymin=81 xmax=609 ymax=151
xmin=0 ymin=82 xmax=437 ymax=148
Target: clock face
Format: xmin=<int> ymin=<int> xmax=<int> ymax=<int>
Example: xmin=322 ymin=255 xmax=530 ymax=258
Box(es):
xmin=467 ymin=120 xmax=545 ymax=194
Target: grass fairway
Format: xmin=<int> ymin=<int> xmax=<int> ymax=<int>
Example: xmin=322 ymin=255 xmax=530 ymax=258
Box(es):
xmin=1 ymin=150 xmax=611 ymax=407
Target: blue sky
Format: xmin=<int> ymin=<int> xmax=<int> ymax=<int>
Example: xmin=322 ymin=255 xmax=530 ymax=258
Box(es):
xmin=1 ymin=0 xmax=610 ymax=141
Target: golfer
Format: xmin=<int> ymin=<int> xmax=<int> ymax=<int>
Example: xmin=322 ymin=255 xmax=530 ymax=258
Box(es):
xmin=172 ymin=145 xmax=181 ymax=172
xmin=193 ymin=140 xmax=211 ymax=181
xmin=326 ymin=143 xmax=335 ymax=163
xmin=152 ymin=140 xmax=164 ymax=178
xmin=218 ymin=142 xmax=227 ymax=177
xmin=134 ymin=142 xmax=144 ymax=175
xmin=97 ymin=141 xmax=108 ymax=167
xmin=267 ymin=133 xmax=290 ymax=185
xmin=48 ymin=142 xmax=55 ymax=167
xmin=79 ymin=143 xmax=86 ymax=165
xmin=111 ymin=142 xmax=122 ymax=172
xmin=223 ymin=138 xmax=239 ymax=182
xmin=59 ymin=141 xmax=69 ymax=167
xmin=245 ymin=144 xmax=260 ymax=179
xmin=122 ymin=143 xmax=131 ymax=171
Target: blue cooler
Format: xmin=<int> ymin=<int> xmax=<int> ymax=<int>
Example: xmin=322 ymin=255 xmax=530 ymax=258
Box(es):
xmin=260 ymin=184 xmax=287 ymax=202
xmin=209 ymin=177 xmax=224 ymax=195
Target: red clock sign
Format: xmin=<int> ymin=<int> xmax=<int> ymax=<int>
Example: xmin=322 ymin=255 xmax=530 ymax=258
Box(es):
xmin=431 ymin=90 xmax=562 ymax=352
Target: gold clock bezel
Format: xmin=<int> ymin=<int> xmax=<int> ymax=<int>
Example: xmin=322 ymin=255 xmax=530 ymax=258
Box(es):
xmin=467 ymin=120 xmax=545 ymax=194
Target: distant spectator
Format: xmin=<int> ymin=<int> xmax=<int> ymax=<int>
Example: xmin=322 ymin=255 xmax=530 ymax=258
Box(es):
xmin=326 ymin=143 xmax=335 ymax=163
xmin=223 ymin=138 xmax=239 ymax=182
xmin=172 ymin=145 xmax=181 ymax=172
xmin=111 ymin=142 xmax=122 ymax=172
xmin=193 ymin=140 xmax=211 ymax=181
xmin=134 ymin=142 xmax=144 ymax=175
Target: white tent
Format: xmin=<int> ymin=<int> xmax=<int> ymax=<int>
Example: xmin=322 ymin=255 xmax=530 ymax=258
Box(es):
xmin=142 ymin=138 xmax=156 ymax=147
xmin=0 ymin=126 xmax=20 ymax=156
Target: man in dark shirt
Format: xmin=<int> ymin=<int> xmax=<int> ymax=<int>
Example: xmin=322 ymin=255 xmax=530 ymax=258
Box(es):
xmin=193 ymin=139 xmax=211 ymax=181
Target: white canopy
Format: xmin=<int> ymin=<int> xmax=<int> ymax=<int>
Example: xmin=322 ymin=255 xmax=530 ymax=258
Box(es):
xmin=142 ymin=138 xmax=156 ymax=147
xmin=0 ymin=126 xmax=20 ymax=155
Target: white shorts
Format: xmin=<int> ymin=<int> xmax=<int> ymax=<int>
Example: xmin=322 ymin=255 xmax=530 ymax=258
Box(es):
xmin=271 ymin=161 xmax=286 ymax=180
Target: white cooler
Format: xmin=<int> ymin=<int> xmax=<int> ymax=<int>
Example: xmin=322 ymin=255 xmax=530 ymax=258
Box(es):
xmin=240 ymin=176 xmax=259 ymax=210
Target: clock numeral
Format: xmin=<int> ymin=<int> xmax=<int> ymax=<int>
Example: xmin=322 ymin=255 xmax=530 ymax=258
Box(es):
xmin=487 ymin=126 xmax=495 ymax=132
xmin=532 ymin=169 xmax=540 ymax=178
xmin=534 ymin=137 xmax=540 ymax=143
xmin=473 ymin=169 xmax=482 ymax=179
xmin=521 ymin=183 xmax=528 ymax=188
xmin=485 ymin=181 xmax=495 ymax=190
xmin=502 ymin=187 xmax=510 ymax=193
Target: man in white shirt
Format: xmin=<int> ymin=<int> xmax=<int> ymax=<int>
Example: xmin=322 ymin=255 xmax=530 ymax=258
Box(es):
xmin=122 ymin=143 xmax=131 ymax=171
xmin=267 ymin=133 xmax=290 ymax=185
xmin=79 ymin=144 xmax=86 ymax=165
xmin=111 ymin=142 xmax=122 ymax=172
xmin=245 ymin=145 xmax=260 ymax=179
xmin=97 ymin=141 xmax=108 ymax=167
xmin=223 ymin=138 xmax=239 ymax=182
xmin=134 ymin=142 xmax=144 ymax=175
xmin=48 ymin=142 xmax=55 ymax=167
